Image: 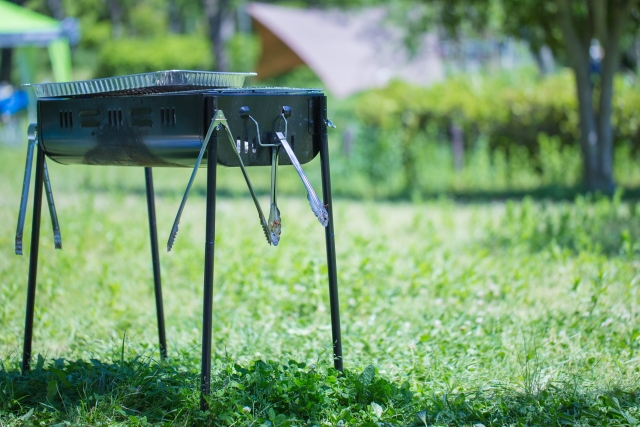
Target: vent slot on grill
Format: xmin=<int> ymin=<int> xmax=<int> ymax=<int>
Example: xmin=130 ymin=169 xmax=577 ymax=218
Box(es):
xmin=130 ymin=108 xmax=152 ymax=127
xmin=132 ymin=119 xmax=153 ymax=127
xmin=81 ymin=120 xmax=100 ymax=128
xmin=160 ymin=107 xmax=176 ymax=126
xmin=79 ymin=109 xmax=100 ymax=117
xmin=59 ymin=111 xmax=73 ymax=128
xmin=79 ymin=109 xmax=100 ymax=127
xmin=108 ymin=109 xmax=123 ymax=128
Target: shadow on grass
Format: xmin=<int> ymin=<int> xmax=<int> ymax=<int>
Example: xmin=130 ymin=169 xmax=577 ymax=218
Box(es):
xmin=0 ymin=355 xmax=200 ymax=425
xmin=1 ymin=356 xmax=638 ymax=426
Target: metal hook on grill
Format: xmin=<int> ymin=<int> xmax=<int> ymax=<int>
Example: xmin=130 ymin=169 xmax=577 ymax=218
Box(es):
xmin=239 ymin=106 xmax=278 ymax=147
xmin=16 ymin=124 xmax=61 ymax=255
xmin=279 ymin=106 xmax=291 ymax=137
xmin=168 ymin=110 xmax=274 ymax=252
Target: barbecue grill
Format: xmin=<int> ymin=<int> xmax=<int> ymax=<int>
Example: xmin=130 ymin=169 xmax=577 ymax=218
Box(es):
xmin=15 ymin=70 xmax=342 ymax=410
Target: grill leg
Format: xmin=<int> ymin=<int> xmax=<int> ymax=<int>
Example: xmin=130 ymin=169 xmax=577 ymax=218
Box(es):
xmin=200 ymin=136 xmax=218 ymax=411
xmin=319 ymin=129 xmax=343 ymax=373
xmin=22 ymin=144 xmax=45 ymax=373
xmin=145 ymin=167 xmax=167 ymax=359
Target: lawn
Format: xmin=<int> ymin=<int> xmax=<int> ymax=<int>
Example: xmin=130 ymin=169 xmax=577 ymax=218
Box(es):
xmin=0 ymin=143 xmax=639 ymax=426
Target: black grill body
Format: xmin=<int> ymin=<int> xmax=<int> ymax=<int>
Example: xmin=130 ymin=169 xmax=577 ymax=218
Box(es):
xmin=37 ymin=88 xmax=326 ymax=167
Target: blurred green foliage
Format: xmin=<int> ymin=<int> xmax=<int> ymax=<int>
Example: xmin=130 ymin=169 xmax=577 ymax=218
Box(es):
xmin=490 ymin=190 xmax=640 ymax=255
xmin=11 ymin=0 xmax=640 ymax=199
xmin=22 ymin=0 xmax=228 ymax=77
xmin=226 ymin=33 xmax=261 ymax=75
xmin=329 ymin=69 xmax=640 ymax=198
xmin=95 ymin=36 xmax=214 ymax=77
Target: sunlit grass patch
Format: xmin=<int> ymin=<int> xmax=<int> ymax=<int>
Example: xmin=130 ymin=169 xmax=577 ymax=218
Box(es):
xmin=0 ymin=145 xmax=639 ymax=425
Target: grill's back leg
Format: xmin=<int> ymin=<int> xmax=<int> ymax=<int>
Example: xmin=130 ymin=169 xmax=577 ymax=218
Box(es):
xmin=22 ymin=144 xmax=45 ymax=373
xmin=145 ymin=167 xmax=167 ymax=359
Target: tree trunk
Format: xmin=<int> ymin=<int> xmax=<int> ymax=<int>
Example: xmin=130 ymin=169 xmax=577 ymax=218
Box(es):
xmin=594 ymin=2 xmax=631 ymax=194
xmin=573 ymin=62 xmax=602 ymax=191
xmin=203 ymin=0 xmax=229 ymax=72
xmin=597 ymin=42 xmax=618 ymax=195
xmin=556 ymin=0 xmax=634 ymax=194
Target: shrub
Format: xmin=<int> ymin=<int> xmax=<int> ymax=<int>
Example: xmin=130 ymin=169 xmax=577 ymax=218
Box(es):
xmin=488 ymin=190 xmax=640 ymax=255
xmin=340 ymin=69 xmax=640 ymax=197
xmin=95 ymin=35 xmax=214 ymax=77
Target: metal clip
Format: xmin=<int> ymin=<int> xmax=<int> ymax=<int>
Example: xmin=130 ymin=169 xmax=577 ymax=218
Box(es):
xmin=325 ymin=118 xmax=336 ymax=129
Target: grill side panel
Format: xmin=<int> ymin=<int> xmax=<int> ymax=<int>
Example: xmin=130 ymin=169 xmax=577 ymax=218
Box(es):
xmin=38 ymin=93 xmax=204 ymax=167
xmin=210 ymin=92 xmax=323 ymax=167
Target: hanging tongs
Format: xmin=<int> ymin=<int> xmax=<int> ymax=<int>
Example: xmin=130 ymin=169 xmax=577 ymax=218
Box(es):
xmin=167 ymin=110 xmax=273 ymax=251
xmin=272 ymin=106 xmax=328 ymax=227
xmin=246 ymin=105 xmax=328 ymax=236
xmin=167 ymin=106 xmax=328 ymax=251
xmin=15 ymin=124 xmax=62 ymax=255
xmin=274 ymin=131 xmax=329 ymax=227
xmin=239 ymin=106 xmax=283 ymax=246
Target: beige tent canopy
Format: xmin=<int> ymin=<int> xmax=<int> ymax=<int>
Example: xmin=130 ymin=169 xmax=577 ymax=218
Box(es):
xmin=247 ymin=3 xmax=444 ymax=98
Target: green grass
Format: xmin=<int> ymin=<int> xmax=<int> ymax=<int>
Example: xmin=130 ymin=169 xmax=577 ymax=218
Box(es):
xmin=0 ymin=144 xmax=639 ymax=426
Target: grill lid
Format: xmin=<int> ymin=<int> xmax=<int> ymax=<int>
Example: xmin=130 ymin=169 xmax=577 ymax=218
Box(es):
xmin=24 ymin=70 xmax=256 ymax=98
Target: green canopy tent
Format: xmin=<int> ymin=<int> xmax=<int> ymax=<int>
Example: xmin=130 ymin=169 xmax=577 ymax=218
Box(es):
xmin=0 ymin=0 xmax=78 ymax=83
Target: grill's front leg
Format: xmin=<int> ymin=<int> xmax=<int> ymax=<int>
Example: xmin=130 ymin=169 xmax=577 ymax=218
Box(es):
xmin=22 ymin=143 xmax=45 ymax=373
xmin=200 ymin=135 xmax=218 ymax=411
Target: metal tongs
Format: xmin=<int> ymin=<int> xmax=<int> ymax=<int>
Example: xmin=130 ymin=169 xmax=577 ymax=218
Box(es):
xmin=274 ymin=131 xmax=328 ymax=227
xmin=268 ymin=143 xmax=282 ymax=245
xmin=167 ymin=110 xmax=272 ymax=251
xmin=167 ymin=107 xmax=328 ymax=251
xmin=264 ymin=107 xmax=329 ymax=240
xmin=15 ymin=124 xmax=62 ymax=255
